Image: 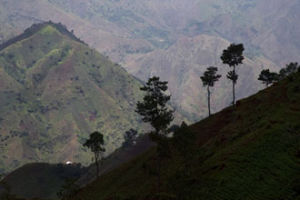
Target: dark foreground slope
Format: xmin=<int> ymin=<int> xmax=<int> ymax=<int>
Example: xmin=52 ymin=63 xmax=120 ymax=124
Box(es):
xmin=0 ymin=22 xmax=144 ymax=173
xmin=0 ymin=163 xmax=86 ymax=200
xmin=0 ymin=135 xmax=154 ymax=200
xmin=71 ymin=72 xmax=300 ymax=200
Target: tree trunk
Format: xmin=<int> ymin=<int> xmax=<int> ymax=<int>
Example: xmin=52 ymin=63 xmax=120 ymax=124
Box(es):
xmin=207 ymin=86 xmax=211 ymax=116
xmin=95 ymin=154 xmax=99 ymax=178
xmin=157 ymin=156 xmax=161 ymax=194
xmin=233 ymin=66 xmax=236 ymax=105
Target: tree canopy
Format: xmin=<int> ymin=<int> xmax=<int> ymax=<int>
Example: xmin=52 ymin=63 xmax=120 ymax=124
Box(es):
xmin=220 ymin=43 xmax=244 ymax=67
xmin=200 ymin=66 xmax=222 ymax=87
xmin=136 ymin=76 xmax=174 ymax=136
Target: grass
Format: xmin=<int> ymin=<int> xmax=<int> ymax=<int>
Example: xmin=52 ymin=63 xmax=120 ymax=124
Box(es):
xmin=71 ymin=72 xmax=300 ymax=200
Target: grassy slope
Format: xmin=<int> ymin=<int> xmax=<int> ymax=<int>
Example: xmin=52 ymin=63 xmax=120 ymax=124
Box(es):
xmin=72 ymin=72 xmax=300 ymax=200
xmin=0 ymin=22 xmax=144 ymax=174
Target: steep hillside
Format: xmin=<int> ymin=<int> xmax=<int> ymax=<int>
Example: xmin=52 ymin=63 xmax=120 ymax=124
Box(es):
xmin=71 ymin=72 xmax=300 ymax=200
xmin=0 ymin=22 xmax=144 ymax=174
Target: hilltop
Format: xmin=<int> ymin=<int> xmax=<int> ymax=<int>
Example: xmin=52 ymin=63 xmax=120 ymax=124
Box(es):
xmin=0 ymin=22 xmax=145 ymax=174
xmin=71 ymin=71 xmax=300 ymax=200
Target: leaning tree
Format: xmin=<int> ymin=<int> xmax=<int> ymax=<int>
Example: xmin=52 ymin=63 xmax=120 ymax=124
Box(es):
xmin=200 ymin=66 xmax=221 ymax=116
xmin=221 ymin=43 xmax=244 ymax=105
xmin=83 ymin=131 xmax=105 ymax=177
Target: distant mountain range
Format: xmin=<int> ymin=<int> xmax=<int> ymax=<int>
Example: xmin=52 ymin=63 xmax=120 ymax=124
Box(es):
xmin=0 ymin=22 xmax=145 ymax=173
xmin=2 ymin=0 xmax=300 ymax=121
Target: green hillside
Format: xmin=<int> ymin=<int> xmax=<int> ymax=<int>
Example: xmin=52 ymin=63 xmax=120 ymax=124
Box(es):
xmin=71 ymin=71 xmax=300 ymax=200
xmin=0 ymin=22 xmax=144 ymax=174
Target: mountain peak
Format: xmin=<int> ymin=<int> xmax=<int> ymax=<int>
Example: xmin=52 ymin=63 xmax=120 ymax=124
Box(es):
xmin=0 ymin=21 xmax=85 ymax=52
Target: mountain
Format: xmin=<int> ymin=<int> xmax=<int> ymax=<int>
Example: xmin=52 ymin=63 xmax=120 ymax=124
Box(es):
xmin=70 ymin=71 xmax=300 ymax=200
xmin=0 ymin=22 xmax=145 ymax=174
xmin=2 ymin=0 xmax=300 ymax=121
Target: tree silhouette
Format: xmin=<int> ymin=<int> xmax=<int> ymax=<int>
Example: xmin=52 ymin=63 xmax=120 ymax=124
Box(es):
xmin=221 ymin=43 xmax=244 ymax=105
xmin=136 ymin=76 xmax=174 ymax=192
xmin=278 ymin=62 xmax=299 ymax=80
xmin=200 ymin=67 xmax=221 ymax=116
xmin=286 ymin=62 xmax=299 ymax=74
xmin=258 ymin=69 xmax=277 ymax=87
xmin=83 ymin=131 xmax=105 ymax=177
xmin=136 ymin=76 xmax=174 ymax=137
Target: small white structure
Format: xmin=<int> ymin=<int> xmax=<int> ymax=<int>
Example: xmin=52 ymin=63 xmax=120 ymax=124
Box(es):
xmin=66 ymin=161 xmax=73 ymax=165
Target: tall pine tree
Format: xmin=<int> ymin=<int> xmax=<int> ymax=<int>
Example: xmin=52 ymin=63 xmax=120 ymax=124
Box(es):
xmin=200 ymin=67 xmax=221 ymax=116
xmin=136 ymin=76 xmax=174 ymax=192
xmin=221 ymin=43 xmax=244 ymax=105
